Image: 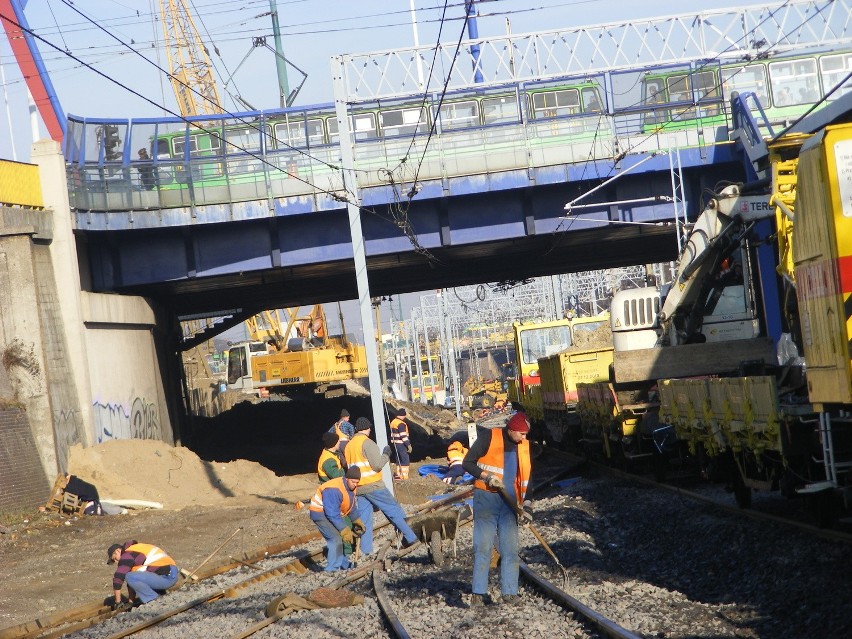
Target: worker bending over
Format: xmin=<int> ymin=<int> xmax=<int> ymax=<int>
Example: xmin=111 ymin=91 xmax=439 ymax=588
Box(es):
xmin=462 ymin=411 xmax=533 ymax=606
xmin=443 ymin=440 xmax=468 ymax=484
xmin=344 ymin=417 xmax=420 ymax=554
xmin=106 ymin=541 xmax=179 ymax=610
xmin=390 ymin=408 xmax=412 ymax=480
xmin=310 ymin=466 xmax=364 ymax=571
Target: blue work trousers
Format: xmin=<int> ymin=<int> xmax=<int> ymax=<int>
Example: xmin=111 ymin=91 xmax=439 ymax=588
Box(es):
xmin=471 ymin=488 xmax=519 ymax=596
xmin=125 ymin=564 xmax=179 ymax=603
xmin=312 ymin=514 xmax=352 ymax=571
xmin=356 ymin=486 xmax=418 ymax=554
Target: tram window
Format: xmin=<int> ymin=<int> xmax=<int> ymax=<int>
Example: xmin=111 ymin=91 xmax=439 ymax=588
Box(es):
xmin=721 ymin=64 xmax=768 ymax=106
xmin=224 ymin=126 xmax=262 ymax=154
xmin=666 ymin=75 xmax=690 ymax=102
xmin=380 ymin=107 xmax=428 ymax=137
xmin=482 ymin=96 xmax=520 ymax=124
xmin=274 ymin=118 xmax=324 ymax=148
xmin=644 ymin=79 xmax=666 ymax=105
xmin=327 ymin=113 xmax=377 ymax=143
xmin=820 ymin=53 xmax=852 ymax=100
xmin=155 ymin=138 xmax=170 ymax=157
xmin=173 ymin=135 xmax=199 ymax=158
xmin=581 ymin=88 xmax=602 ymax=113
xmin=531 ymin=89 xmax=580 ymax=118
xmin=692 ymin=71 xmax=719 ymax=101
xmin=769 ymin=58 xmax=819 ymax=105
xmin=438 ymin=100 xmax=479 ymax=130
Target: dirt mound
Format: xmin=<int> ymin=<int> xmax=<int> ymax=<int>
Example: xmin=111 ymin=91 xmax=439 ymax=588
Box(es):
xmin=68 ymin=439 xmax=316 ymax=510
xmin=185 ymin=395 xmax=465 ymax=475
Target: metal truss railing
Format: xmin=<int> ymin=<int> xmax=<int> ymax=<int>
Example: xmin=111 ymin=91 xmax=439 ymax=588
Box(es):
xmin=338 ymin=0 xmax=852 ymax=102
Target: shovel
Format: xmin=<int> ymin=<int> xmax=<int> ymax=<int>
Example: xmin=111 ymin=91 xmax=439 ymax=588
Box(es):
xmin=497 ymin=486 xmax=569 ymax=589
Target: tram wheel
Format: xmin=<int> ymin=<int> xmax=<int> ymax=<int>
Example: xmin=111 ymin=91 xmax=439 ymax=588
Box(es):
xmin=429 ymin=530 xmax=445 ymax=567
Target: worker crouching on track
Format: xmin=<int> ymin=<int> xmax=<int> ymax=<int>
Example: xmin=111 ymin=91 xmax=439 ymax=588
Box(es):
xmin=344 ymin=416 xmax=420 ymax=554
xmin=390 ymin=407 xmax=412 ymax=480
xmin=443 ymin=440 xmax=468 ymax=485
xmin=106 ymin=541 xmax=179 ymax=610
xmin=462 ymin=411 xmax=533 ymax=606
xmin=309 ymin=466 xmax=365 ymax=571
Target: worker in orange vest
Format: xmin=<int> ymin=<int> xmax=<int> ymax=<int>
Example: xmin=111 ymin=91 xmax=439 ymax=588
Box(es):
xmin=443 ymin=440 xmax=468 ymax=485
xmin=344 ymin=417 xmax=420 ymax=555
xmin=462 ymin=411 xmax=533 ymax=607
xmin=390 ymin=408 xmax=412 ymax=480
xmin=309 ymin=467 xmax=365 ymax=571
xmin=106 ymin=541 xmax=179 ymax=610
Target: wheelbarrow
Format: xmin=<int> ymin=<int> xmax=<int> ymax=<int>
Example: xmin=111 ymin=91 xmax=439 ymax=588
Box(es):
xmin=408 ymin=509 xmax=460 ymax=566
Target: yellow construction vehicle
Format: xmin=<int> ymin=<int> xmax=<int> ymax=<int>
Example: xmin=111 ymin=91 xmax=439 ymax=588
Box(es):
xmin=226 ymin=305 xmax=368 ymax=398
xmin=463 ymin=376 xmax=508 ymax=410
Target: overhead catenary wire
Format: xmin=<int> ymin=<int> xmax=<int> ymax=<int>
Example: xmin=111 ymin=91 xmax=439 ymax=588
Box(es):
xmin=0 ymin=9 xmax=420 ymax=253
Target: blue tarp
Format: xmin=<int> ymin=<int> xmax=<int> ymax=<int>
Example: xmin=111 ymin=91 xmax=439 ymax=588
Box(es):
xmin=418 ymin=463 xmax=474 ymax=484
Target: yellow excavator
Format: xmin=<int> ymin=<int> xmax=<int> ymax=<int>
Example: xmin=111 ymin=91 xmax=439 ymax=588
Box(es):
xmin=226 ymin=305 xmax=368 ymax=399
xmin=463 ymin=375 xmax=508 ymax=410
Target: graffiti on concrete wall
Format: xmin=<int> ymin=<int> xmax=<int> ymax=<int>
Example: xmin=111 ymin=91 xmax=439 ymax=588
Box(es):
xmin=93 ymin=397 xmax=161 ymax=443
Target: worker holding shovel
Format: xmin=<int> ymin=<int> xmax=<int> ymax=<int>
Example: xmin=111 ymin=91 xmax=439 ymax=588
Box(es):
xmin=462 ymin=410 xmax=533 ymax=607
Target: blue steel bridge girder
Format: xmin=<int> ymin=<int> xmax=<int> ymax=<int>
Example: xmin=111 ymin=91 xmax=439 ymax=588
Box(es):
xmin=84 ymin=158 xmax=745 ymax=317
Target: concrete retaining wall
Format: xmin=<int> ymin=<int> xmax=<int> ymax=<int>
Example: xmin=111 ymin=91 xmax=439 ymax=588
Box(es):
xmin=0 ymin=143 xmax=179 ymax=510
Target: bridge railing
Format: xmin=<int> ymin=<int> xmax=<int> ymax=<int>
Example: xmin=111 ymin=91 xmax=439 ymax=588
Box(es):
xmin=65 ymin=103 xmax=722 ymax=214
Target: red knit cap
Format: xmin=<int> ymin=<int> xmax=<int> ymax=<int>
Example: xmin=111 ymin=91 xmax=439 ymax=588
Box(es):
xmin=507 ymin=412 xmax=530 ymax=433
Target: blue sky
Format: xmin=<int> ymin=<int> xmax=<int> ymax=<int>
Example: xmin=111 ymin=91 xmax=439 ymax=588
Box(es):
xmin=1 ymin=0 xmax=741 ymax=161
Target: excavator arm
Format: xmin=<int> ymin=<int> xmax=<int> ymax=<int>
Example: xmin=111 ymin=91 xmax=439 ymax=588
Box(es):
xmin=658 ymin=184 xmax=773 ymax=345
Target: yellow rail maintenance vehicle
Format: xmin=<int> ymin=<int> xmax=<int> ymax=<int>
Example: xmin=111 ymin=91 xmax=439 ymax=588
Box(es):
xmin=508 ymin=314 xmax=610 ymax=442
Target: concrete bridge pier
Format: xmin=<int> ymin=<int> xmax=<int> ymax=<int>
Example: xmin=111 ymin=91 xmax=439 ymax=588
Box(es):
xmin=0 ymin=142 xmax=181 ymax=511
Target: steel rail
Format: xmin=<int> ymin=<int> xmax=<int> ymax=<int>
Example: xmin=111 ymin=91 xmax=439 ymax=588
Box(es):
xmin=520 ymin=563 xmax=641 ymax=639
xmin=567 ymin=453 xmax=852 ymax=546
xmin=4 ymin=488 xmax=476 ymax=639
xmin=371 ymin=513 xmax=641 ymax=639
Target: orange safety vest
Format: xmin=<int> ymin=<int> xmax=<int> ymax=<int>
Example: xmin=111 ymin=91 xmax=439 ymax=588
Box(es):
xmin=344 ymin=432 xmax=382 ymax=485
xmin=390 ymin=417 xmax=409 ymax=445
xmin=125 ymin=543 xmax=175 ymax=571
xmin=447 ymin=441 xmax=467 ymax=468
xmin=472 ymin=429 xmax=531 ymax=505
xmin=309 ymin=476 xmax=356 ymax=516
xmin=317 ymin=448 xmax=342 ymax=483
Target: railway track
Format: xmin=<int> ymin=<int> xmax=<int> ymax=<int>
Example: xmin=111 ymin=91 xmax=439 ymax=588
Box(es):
xmin=4 ymin=448 xmax=851 ymax=638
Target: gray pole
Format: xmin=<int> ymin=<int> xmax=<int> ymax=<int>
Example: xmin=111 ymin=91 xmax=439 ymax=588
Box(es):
xmin=332 ymin=55 xmax=392 ymax=490
xmin=442 ymin=290 xmax=462 ymax=420
xmin=420 ymin=297 xmax=436 ymax=405
xmin=411 ymin=310 xmax=424 ymax=403
xmin=270 ymin=0 xmax=291 ymax=107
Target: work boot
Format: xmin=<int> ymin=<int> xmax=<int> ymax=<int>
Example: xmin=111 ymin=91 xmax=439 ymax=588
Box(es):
xmin=401 ymin=537 xmax=420 ymax=549
xmin=469 ymin=593 xmax=486 ymax=608
xmin=500 ymin=594 xmax=521 ymax=605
